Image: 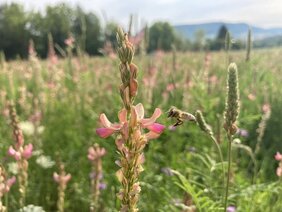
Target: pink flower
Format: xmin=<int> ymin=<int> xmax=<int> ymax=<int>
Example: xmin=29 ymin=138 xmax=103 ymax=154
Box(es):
xmin=53 ymin=172 xmax=71 ymax=185
xmin=0 ymin=176 xmax=16 ymax=194
xmin=96 ymin=103 xmax=165 ymax=140
xmin=248 ymin=93 xmax=256 ymax=101
xmin=5 ymin=176 xmax=16 ymax=192
xmin=131 ymin=103 xmax=165 ymax=136
xmin=8 ymin=144 xmax=33 ymax=160
xmin=8 ymin=146 xmax=21 ymax=160
xmin=22 ymin=144 xmax=33 ymax=159
xmin=88 ymin=146 xmax=106 ymax=161
xmin=262 ymin=103 xmax=271 ymax=113
xmin=166 ymin=83 xmax=176 ymax=92
xmin=275 ymin=152 xmax=282 ymax=161
xmin=96 ymin=109 xmax=126 ymax=138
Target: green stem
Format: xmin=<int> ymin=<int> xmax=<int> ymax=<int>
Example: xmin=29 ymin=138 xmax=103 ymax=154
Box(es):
xmin=224 ymin=134 xmax=232 ymax=212
xmin=210 ymin=136 xmax=225 ymax=191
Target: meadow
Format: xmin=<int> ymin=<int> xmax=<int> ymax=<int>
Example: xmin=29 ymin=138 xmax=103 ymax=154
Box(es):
xmin=0 ymin=37 xmax=282 ymax=211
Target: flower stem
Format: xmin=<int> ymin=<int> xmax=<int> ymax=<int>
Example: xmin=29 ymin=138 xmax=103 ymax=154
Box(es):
xmin=210 ymin=136 xmax=225 ymax=189
xmin=224 ymin=134 xmax=232 ymax=212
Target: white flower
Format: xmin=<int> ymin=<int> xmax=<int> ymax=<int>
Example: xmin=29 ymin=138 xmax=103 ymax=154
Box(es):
xmin=36 ymin=155 xmax=55 ymax=169
xmin=38 ymin=126 xmax=45 ymax=134
xmin=19 ymin=121 xmax=34 ymax=135
xmin=7 ymin=162 xmax=18 ymax=175
xmin=19 ymin=205 xmax=45 ymax=212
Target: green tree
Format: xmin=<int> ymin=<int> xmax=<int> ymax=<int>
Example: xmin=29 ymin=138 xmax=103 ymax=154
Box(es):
xmin=148 ymin=22 xmax=176 ymax=52
xmin=83 ymin=13 xmax=103 ymax=55
xmin=44 ymin=4 xmax=74 ymax=49
xmin=0 ymin=3 xmax=29 ymax=59
xmin=213 ymin=25 xmax=228 ymax=50
xmin=27 ymin=11 xmax=47 ymax=57
xmin=193 ymin=29 xmax=206 ymax=51
xmin=104 ymin=22 xmax=119 ymax=48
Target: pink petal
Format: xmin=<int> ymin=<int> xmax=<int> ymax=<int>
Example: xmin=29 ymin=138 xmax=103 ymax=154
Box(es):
xmin=118 ymin=109 xmax=127 ymax=123
xmin=99 ymin=148 xmax=106 ymax=156
xmin=63 ymin=174 xmax=71 ymax=184
xmin=53 ymin=172 xmax=60 ymax=183
xmin=88 ymin=147 xmax=95 ymax=155
xmin=22 ymin=144 xmax=33 ymax=159
xmin=8 ymin=146 xmax=21 ymax=160
xmin=275 ymin=152 xmax=282 ymax=161
xmin=14 ymin=152 xmax=21 ymax=161
xmin=140 ymin=108 xmax=162 ymax=127
xmin=99 ymin=114 xmax=112 ymax=128
xmin=147 ymin=123 xmax=165 ymax=134
xmin=8 ymin=146 xmax=16 ymax=156
xmin=115 ymin=138 xmax=125 ymax=151
xmin=99 ymin=114 xmax=122 ymax=130
xmin=6 ymin=176 xmax=16 ymax=187
xmin=87 ymin=154 xmax=94 ymax=161
xmin=135 ymin=103 xmax=144 ymax=120
xmin=145 ymin=131 xmax=161 ymax=140
xmin=96 ymin=128 xmax=116 ymax=138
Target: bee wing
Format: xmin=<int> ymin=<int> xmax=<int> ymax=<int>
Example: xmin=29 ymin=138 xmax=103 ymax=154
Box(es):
xmin=181 ymin=113 xmax=196 ymax=122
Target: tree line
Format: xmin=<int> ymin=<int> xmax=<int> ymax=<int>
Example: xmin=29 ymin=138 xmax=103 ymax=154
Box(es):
xmin=0 ymin=3 xmax=245 ymax=60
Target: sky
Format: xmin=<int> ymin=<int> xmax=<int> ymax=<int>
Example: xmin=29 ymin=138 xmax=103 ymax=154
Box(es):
xmin=3 ymin=0 xmax=282 ymax=28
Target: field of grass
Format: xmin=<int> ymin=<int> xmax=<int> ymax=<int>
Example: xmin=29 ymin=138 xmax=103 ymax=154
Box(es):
xmin=0 ymin=46 xmax=282 ymax=211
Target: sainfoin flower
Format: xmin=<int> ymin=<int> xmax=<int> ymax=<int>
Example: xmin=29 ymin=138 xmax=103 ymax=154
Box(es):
xmin=275 ymin=152 xmax=282 ymax=177
xmin=8 ymin=143 xmax=33 ymax=160
xmin=227 ymin=206 xmax=236 ymax=212
xmin=274 ymin=152 xmax=282 ymax=161
xmin=53 ymin=172 xmax=71 ymax=185
xmin=96 ymin=103 xmax=165 ymax=140
xmin=0 ymin=176 xmax=16 ymax=195
xmin=87 ymin=145 xmax=106 ymax=161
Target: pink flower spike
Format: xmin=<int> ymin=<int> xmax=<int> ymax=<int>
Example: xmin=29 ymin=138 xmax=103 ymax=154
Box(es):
xmin=22 ymin=144 xmax=33 ymax=159
xmin=140 ymin=108 xmax=162 ymax=127
xmin=275 ymin=152 xmax=282 ymax=161
xmin=88 ymin=147 xmax=97 ymax=160
xmin=96 ymin=128 xmax=116 ymax=138
xmin=147 ymin=123 xmax=165 ymax=134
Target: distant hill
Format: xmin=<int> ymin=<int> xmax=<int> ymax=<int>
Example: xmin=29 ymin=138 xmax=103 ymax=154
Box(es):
xmin=174 ymin=22 xmax=282 ymax=41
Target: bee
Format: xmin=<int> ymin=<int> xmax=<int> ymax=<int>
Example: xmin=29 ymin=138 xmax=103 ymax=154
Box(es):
xmin=167 ymin=106 xmax=196 ymax=127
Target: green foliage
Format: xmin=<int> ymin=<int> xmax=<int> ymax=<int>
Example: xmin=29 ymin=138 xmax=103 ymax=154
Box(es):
xmin=0 ymin=3 xmax=103 ymax=59
xmin=148 ymin=22 xmax=176 ymax=52
xmin=0 ymin=3 xmax=29 ymax=59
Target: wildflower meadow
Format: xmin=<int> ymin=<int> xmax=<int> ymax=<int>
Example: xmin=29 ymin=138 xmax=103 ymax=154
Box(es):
xmin=0 ymin=15 xmax=282 ymax=212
